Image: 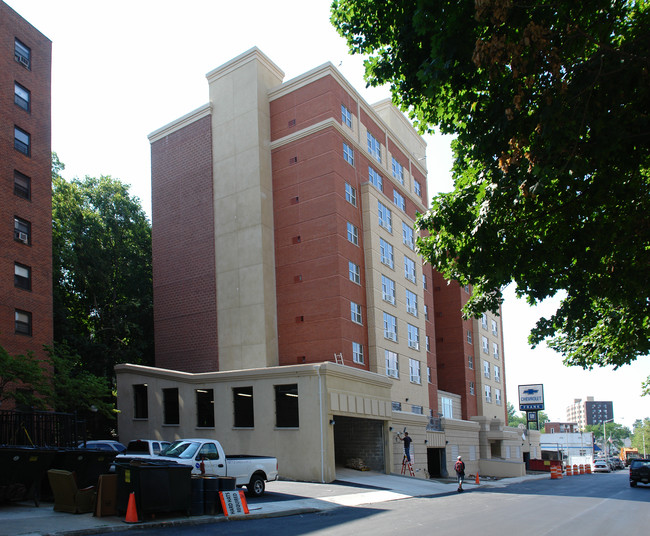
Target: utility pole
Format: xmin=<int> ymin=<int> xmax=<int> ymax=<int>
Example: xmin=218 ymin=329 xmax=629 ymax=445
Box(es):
xmin=603 ymin=418 xmax=614 ymax=458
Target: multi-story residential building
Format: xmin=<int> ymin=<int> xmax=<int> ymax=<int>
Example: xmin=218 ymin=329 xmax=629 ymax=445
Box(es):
xmin=567 ymin=397 xmax=614 ymax=429
xmin=431 ymin=276 xmax=507 ymax=423
xmin=0 ymin=1 xmax=53 ymax=408
xmin=116 ymin=48 xmax=536 ymax=483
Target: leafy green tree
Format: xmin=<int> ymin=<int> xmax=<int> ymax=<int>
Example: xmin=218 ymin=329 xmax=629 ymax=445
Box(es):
xmin=585 ymin=422 xmax=630 ymax=452
xmin=506 ymin=402 xmax=548 ymax=431
xmin=631 ymin=418 xmax=649 ymax=455
xmin=44 ymin=343 xmax=114 ymax=418
xmin=52 ymin=156 xmax=154 ymax=381
xmin=0 ymin=344 xmax=49 ymax=409
xmin=332 ymin=1 xmax=650 ymax=382
xmin=507 ymin=402 xmax=525 ymax=427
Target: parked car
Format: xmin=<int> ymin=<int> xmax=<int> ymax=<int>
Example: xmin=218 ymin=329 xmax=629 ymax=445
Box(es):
xmin=611 ymin=458 xmax=625 ymax=470
xmin=593 ymin=459 xmax=611 ymax=473
xmin=629 ymin=458 xmax=650 ymax=487
xmin=117 ymin=439 xmax=171 ymax=459
xmin=78 ymin=440 xmax=126 ymax=453
xmin=135 ymin=438 xmax=279 ymax=497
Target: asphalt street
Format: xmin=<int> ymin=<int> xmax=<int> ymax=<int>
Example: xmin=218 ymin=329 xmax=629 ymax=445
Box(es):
xmin=119 ymin=470 xmax=650 ymax=536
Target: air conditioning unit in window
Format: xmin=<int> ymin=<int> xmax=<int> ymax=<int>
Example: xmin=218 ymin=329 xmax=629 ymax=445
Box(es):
xmin=17 ymin=232 xmax=29 ymax=243
xmin=16 ymin=54 xmax=29 ymax=67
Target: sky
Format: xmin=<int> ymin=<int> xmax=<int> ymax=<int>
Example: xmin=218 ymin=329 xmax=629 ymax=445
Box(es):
xmin=6 ymin=0 xmax=649 ymax=430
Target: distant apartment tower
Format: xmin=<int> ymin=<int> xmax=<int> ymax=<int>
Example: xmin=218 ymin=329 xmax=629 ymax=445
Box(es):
xmin=566 ymin=397 xmax=614 ymax=429
xmin=431 ymin=275 xmax=507 ymax=421
xmin=149 ymin=48 xmax=440 ymax=418
xmin=0 ymin=1 xmax=53 ymax=407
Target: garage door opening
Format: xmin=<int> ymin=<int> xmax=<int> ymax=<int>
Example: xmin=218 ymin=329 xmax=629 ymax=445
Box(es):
xmin=332 ymin=416 xmax=385 ymax=472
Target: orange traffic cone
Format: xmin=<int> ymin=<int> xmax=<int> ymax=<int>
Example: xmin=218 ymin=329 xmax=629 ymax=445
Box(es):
xmin=124 ymin=492 xmax=139 ymax=523
xmin=475 ymin=473 xmax=480 ymax=485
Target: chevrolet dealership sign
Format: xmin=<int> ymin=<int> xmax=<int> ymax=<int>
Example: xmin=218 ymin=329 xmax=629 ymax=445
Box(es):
xmin=518 ymin=384 xmax=545 ymax=411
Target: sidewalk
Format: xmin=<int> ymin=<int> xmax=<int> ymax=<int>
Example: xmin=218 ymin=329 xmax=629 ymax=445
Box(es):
xmin=0 ymin=470 xmax=550 ymax=536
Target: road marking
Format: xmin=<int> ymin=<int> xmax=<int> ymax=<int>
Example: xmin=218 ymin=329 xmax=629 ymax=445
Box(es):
xmin=321 ymin=490 xmax=411 ymax=506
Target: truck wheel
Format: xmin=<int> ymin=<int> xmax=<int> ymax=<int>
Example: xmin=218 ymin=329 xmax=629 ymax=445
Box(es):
xmin=247 ymin=474 xmax=265 ymax=497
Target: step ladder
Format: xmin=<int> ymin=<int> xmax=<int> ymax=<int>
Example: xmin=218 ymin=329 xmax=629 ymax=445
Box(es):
xmin=334 ymin=353 xmax=343 ymax=365
xmin=401 ymin=455 xmax=415 ymax=477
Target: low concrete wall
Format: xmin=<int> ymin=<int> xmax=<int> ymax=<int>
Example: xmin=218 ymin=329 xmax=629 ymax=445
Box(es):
xmin=478 ymin=459 xmax=526 ymax=478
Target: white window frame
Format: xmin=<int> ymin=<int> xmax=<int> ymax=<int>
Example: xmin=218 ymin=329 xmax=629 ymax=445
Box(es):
xmin=469 ymin=382 xmax=475 ymax=395
xmin=343 ymin=142 xmax=354 ymax=165
xmin=404 ymin=256 xmax=416 ymax=283
xmin=380 ymin=238 xmax=394 ymax=268
xmin=405 ymin=289 xmax=418 ymax=316
xmin=385 ymin=350 xmax=398 ymax=378
xmin=367 ymin=131 xmax=381 ymax=162
xmin=382 ymin=275 xmax=396 ymax=305
xmin=482 ymin=335 xmax=489 ymax=354
xmin=368 ymin=166 xmax=383 ymax=191
xmin=494 ymin=365 xmax=501 ymax=383
xmin=414 ymin=179 xmax=421 ymax=197
xmin=491 ymin=319 xmax=498 ymax=336
xmin=493 ymin=342 xmax=499 ymax=359
xmin=392 ymin=157 xmax=404 ymax=184
xmin=351 ymin=302 xmax=362 ymax=325
xmin=483 ymin=360 xmax=490 ymax=379
xmin=407 ymin=324 xmax=420 ymax=350
xmin=409 ymin=358 xmax=421 ymax=384
xmin=378 ymin=201 xmax=392 ymax=232
xmin=352 ymin=342 xmax=364 ymax=364
xmin=495 ymin=388 xmax=502 ymax=405
xmin=426 ymin=335 xmax=430 ymax=352
xmin=345 ymin=182 xmax=357 ymax=206
xmin=481 ymin=313 xmax=488 ymax=329
xmin=441 ymin=397 xmax=453 ymax=418
xmin=402 ymin=222 xmax=414 ymax=249
xmin=349 ymin=261 xmax=360 ymax=284
xmin=485 ymin=384 xmax=492 ymax=403
xmin=341 ymin=104 xmax=352 ymax=128
xmin=468 ymin=355 xmax=474 ymax=369
xmin=467 ymin=330 xmax=472 ymax=343
xmin=347 ymin=222 xmax=359 ymax=245
xmin=383 ymin=312 xmax=397 ymax=342
xmin=393 ymin=190 xmax=405 ymax=211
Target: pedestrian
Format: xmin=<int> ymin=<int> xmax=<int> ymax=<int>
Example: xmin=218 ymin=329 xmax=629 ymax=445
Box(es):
xmin=398 ymin=431 xmax=413 ymax=462
xmin=455 ymin=456 xmax=465 ymax=492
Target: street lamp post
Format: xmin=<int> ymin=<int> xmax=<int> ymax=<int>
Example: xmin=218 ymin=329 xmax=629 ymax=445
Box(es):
xmin=603 ymin=418 xmax=614 ymax=458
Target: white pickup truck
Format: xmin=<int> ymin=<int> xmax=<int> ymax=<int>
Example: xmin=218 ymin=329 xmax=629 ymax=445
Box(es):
xmin=120 ymin=438 xmax=279 ymax=497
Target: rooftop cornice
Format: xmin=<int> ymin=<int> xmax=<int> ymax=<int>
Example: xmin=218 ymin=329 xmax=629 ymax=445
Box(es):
xmin=148 ymin=103 xmax=211 ymax=144
xmin=206 ymin=46 xmax=285 ymax=84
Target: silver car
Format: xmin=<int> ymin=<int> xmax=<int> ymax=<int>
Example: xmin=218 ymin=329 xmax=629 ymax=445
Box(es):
xmin=593 ymin=459 xmax=611 ymax=473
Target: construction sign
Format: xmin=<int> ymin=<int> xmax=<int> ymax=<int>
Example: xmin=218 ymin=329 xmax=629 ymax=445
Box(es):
xmin=219 ymin=490 xmax=249 ymax=516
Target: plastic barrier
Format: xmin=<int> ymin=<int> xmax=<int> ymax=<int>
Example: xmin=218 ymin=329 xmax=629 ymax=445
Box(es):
xmin=566 ymin=465 xmax=572 ymax=476
xmin=550 ymin=465 xmax=562 ymax=479
xmin=573 ymin=464 xmax=578 ymax=475
xmin=585 ymin=464 xmax=592 ymax=474
xmin=579 ymin=464 xmax=585 ymax=475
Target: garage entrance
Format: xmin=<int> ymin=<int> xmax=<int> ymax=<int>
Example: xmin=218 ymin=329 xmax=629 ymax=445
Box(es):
xmin=427 ymin=447 xmax=447 ymax=478
xmin=333 ymin=416 xmax=385 ymax=472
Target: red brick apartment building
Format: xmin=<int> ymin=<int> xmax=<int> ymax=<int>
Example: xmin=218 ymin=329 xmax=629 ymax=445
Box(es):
xmin=150 ymin=48 xmax=438 ymax=419
xmin=0 ymin=1 xmax=53 ymax=407
xmin=116 ymin=48 xmax=529 ymax=481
